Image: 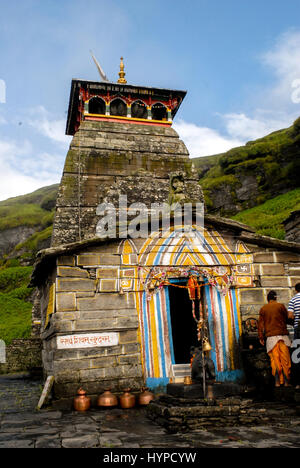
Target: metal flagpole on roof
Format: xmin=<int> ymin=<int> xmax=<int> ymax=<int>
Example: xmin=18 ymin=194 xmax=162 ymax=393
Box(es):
xmin=90 ymin=51 xmax=109 ymax=82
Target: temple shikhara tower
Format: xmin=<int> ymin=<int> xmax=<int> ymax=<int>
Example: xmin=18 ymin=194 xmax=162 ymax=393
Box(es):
xmin=51 ymin=58 xmax=202 ymax=246
xmin=31 ymin=59 xmax=300 ymax=406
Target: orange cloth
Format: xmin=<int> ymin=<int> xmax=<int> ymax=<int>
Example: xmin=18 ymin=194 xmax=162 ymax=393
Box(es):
xmin=268 ymin=340 xmax=291 ymax=385
xmin=258 ymin=301 xmax=289 ymax=341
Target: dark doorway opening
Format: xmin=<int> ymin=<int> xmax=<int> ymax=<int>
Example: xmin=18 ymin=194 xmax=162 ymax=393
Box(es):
xmin=131 ymin=100 xmax=147 ymax=119
xmin=151 ymin=103 xmax=167 ymax=121
xmin=168 ymin=283 xmax=200 ymax=364
xmin=110 ymin=98 xmax=127 ymax=117
xmin=89 ymin=97 xmax=105 ymax=115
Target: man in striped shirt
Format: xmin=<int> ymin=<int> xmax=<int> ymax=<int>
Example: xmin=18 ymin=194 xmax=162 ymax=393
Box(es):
xmin=288 ymin=283 xmax=300 ymax=388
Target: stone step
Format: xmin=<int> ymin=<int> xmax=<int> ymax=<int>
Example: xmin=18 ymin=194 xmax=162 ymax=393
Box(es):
xmin=172 ymin=364 xmax=190 ymax=372
xmin=171 ymin=364 xmax=191 ymax=381
xmin=173 ymin=370 xmax=191 ymax=377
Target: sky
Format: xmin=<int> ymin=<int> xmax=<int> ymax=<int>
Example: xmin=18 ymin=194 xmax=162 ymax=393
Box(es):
xmin=1 ymin=0 xmax=300 ymax=200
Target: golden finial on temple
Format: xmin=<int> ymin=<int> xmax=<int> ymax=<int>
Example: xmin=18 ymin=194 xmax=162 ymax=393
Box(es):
xmin=117 ymin=57 xmax=127 ymax=84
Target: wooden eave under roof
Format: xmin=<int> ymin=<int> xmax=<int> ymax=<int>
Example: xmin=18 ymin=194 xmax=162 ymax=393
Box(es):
xmin=66 ymin=79 xmax=187 ymax=135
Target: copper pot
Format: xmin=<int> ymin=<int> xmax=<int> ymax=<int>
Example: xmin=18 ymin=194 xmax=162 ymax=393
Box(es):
xmin=184 ymin=376 xmax=193 ymax=385
xmin=138 ymin=387 xmax=154 ymax=406
xmin=97 ymin=389 xmax=118 ymax=408
xmin=74 ymin=388 xmax=91 ymax=412
xmin=119 ymin=388 xmax=135 ymax=409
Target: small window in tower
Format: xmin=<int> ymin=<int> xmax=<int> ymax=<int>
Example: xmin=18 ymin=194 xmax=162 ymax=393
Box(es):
xmin=151 ymin=103 xmax=167 ymax=121
xmin=110 ymin=98 xmax=127 ymax=117
xmin=89 ymin=97 xmax=106 ymax=115
xmin=131 ymin=100 xmax=147 ymax=119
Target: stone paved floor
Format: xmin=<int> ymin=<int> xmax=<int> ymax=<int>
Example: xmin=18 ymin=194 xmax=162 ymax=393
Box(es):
xmin=1 ymin=374 xmax=300 ymax=448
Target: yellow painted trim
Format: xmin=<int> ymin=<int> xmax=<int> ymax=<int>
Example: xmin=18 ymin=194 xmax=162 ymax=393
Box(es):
xmin=85 ymin=113 xmax=172 ymax=125
xmin=235 ymin=290 xmax=243 ymax=339
xmin=45 ymin=283 xmax=55 ymax=329
xmin=135 ymin=290 xmax=144 ymax=374
xmin=224 ymin=293 xmax=234 ymax=369
xmin=123 ymin=239 xmax=134 ymax=254
xmin=149 ymin=297 xmax=160 ymax=378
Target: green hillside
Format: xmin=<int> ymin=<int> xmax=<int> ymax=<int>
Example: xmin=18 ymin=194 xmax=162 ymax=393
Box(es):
xmin=194 ymin=117 xmax=300 ymax=216
xmin=0 ymin=266 xmax=33 ymax=344
xmin=0 ymin=184 xmax=58 ymax=267
xmin=0 ymin=185 xmax=59 ymax=343
xmin=232 ymin=188 xmax=300 ymax=239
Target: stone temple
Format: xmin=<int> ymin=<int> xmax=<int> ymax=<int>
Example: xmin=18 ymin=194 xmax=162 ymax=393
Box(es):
xmin=31 ymin=59 xmax=300 ymax=407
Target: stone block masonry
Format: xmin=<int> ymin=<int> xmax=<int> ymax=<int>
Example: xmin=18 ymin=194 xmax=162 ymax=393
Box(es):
xmin=36 ymin=237 xmax=300 ymax=403
xmin=0 ymin=339 xmax=42 ymax=375
xmin=40 ymin=247 xmax=143 ymax=400
xmin=239 ymin=250 xmax=300 ymax=323
xmin=51 ymin=120 xmax=203 ymax=246
xmin=146 ymin=394 xmax=300 ymax=433
xmin=31 ymin=113 xmax=300 ymax=403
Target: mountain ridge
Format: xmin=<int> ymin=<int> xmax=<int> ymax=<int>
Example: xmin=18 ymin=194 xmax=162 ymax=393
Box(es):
xmin=193 ymin=116 xmax=300 ymax=216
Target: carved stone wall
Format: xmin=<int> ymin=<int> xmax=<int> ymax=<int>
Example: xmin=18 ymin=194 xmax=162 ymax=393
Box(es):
xmin=51 ymin=120 xmax=203 ymax=246
xmin=38 ymin=228 xmax=300 ymax=403
xmin=0 ymin=338 xmax=42 ymax=375
xmin=239 ymin=250 xmax=300 ymax=323
xmin=40 ymin=245 xmax=143 ymax=402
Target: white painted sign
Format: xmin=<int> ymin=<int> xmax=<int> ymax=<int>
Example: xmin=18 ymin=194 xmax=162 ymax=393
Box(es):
xmin=57 ymin=332 xmax=119 ymax=349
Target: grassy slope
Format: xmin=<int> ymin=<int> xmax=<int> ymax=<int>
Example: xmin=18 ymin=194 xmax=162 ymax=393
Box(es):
xmin=0 ymin=185 xmax=58 ymax=343
xmin=0 ymin=266 xmax=33 ymax=344
xmin=0 ymin=184 xmax=58 ymax=267
xmin=0 ymin=184 xmax=58 ymax=231
xmin=192 ymin=154 xmax=222 ymax=170
xmin=0 ymin=204 xmax=53 ymax=231
xmin=0 ymin=184 xmax=59 ymax=208
xmin=232 ymin=188 xmax=300 ymax=239
xmin=194 ymin=117 xmax=300 ymax=213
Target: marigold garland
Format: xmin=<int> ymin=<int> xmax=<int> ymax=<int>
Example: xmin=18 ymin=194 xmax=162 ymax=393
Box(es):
xmin=138 ymin=265 xmax=234 ymax=301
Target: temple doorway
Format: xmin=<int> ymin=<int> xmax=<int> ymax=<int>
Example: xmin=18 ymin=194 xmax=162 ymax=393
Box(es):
xmin=168 ymin=283 xmax=199 ymax=364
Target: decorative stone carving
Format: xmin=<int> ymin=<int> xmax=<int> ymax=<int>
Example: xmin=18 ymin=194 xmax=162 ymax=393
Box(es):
xmin=168 ymin=172 xmax=188 ymax=205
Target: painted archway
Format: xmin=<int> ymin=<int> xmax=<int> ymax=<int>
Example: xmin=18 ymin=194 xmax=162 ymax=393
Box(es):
xmin=134 ymin=226 xmax=253 ymax=388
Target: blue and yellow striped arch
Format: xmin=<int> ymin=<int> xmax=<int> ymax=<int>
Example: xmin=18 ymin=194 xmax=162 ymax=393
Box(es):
xmin=135 ymin=226 xmax=249 ymax=388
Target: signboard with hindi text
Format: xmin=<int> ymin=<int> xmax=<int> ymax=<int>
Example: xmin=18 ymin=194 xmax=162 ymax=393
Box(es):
xmin=57 ymin=332 xmax=119 ymax=350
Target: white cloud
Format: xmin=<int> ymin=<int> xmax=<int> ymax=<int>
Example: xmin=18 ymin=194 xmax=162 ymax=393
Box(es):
xmin=0 ymin=139 xmax=61 ymax=201
xmin=0 ymin=166 xmax=55 ymax=201
xmin=27 ymin=106 xmax=71 ymax=146
xmin=174 ymin=111 xmax=296 ymax=159
xmin=175 ymin=30 xmax=300 ymax=158
xmin=0 ymin=106 xmax=70 ymax=201
xmin=263 ymin=31 xmax=300 ymax=76
xmin=174 ymin=120 xmax=243 ymax=157
xmin=221 ymin=32 xmax=300 ymax=143
xmin=221 ymin=111 xmax=294 ymax=141
xmin=260 ymin=30 xmax=300 ymax=110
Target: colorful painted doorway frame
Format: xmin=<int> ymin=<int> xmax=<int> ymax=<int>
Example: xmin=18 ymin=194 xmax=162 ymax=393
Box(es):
xmin=134 ymin=226 xmax=252 ymax=389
